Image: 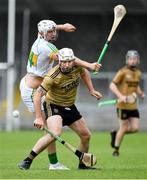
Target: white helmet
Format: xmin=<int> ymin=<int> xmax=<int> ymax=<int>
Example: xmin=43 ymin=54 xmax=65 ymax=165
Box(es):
xmin=126 ymin=50 xmax=140 ymax=66
xmin=38 ymin=20 xmax=56 ymax=33
xmin=126 ymin=50 xmax=140 ymax=59
xmin=58 ymin=48 xmax=75 ymax=62
xmin=37 ymin=20 xmax=57 ymax=41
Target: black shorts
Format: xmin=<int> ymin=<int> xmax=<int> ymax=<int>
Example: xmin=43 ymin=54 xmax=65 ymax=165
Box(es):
xmin=43 ymin=102 xmax=82 ymax=126
xmin=116 ymin=108 xmax=140 ymax=120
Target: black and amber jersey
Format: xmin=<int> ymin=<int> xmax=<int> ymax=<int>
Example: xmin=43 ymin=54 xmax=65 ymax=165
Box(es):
xmin=112 ymin=66 xmax=142 ymax=109
xmin=41 ymin=64 xmax=84 ymax=107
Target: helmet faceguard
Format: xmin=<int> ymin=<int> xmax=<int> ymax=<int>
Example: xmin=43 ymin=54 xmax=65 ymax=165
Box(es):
xmin=58 ymin=48 xmax=75 ymax=73
xmin=37 ymin=20 xmax=58 ymax=42
xmin=125 ymin=50 xmax=140 ymax=68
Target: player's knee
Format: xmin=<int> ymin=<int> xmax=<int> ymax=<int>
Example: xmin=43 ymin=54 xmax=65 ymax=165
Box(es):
xmin=120 ymin=126 xmax=128 ymax=133
xmin=81 ymin=131 xmax=91 ymax=142
xmin=132 ymin=127 xmax=139 ymax=133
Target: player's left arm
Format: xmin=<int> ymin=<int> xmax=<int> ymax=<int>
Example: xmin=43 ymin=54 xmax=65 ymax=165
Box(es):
xmin=80 ymin=68 xmax=102 ymax=100
xmin=75 ymin=57 xmax=101 ymax=72
xmin=56 ymin=23 xmax=76 ymax=32
xmin=137 ymin=86 xmax=145 ymax=99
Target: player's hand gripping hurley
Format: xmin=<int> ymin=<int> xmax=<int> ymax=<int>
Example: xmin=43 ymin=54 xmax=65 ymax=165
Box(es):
xmin=43 ymin=127 xmax=97 ymax=167
xmin=98 ymin=92 xmax=137 ymax=107
xmin=93 ymin=5 xmax=126 ymax=74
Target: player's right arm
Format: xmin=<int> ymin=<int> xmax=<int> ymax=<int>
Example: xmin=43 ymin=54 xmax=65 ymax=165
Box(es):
xmin=33 ymin=86 xmax=47 ymax=129
xmin=109 ymin=70 xmax=127 ymax=103
xmin=75 ymin=57 xmax=102 ymax=72
xmin=56 ymin=23 xmax=76 ymax=32
xmin=109 ymin=82 xmax=127 ymax=103
xmin=137 ymin=86 xmax=145 ymax=99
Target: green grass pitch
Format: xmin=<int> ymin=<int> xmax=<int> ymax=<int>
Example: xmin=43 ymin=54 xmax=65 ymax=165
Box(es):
xmin=0 ymin=130 xmax=147 ymax=179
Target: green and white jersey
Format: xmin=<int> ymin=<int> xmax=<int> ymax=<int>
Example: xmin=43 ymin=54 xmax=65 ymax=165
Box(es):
xmin=27 ymin=36 xmax=58 ymax=77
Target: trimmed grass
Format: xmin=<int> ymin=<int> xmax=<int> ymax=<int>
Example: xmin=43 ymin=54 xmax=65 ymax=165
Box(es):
xmin=0 ymin=130 xmax=147 ymax=179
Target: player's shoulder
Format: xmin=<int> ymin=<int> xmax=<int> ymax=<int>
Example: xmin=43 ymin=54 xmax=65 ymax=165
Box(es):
xmin=116 ymin=66 xmax=127 ymax=74
xmin=32 ymin=37 xmax=46 ymax=50
xmin=135 ymin=68 xmax=142 ymax=76
xmin=46 ymin=65 xmax=61 ymax=79
xmin=46 ymin=42 xmax=58 ymax=52
xmin=135 ymin=68 xmax=142 ymax=73
xmin=120 ymin=66 xmax=127 ymax=71
xmin=35 ymin=38 xmax=58 ymax=52
xmin=73 ymin=65 xmax=84 ymax=72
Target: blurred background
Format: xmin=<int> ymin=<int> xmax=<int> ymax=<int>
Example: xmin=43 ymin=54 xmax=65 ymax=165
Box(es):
xmin=0 ymin=0 xmax=147 ymax=131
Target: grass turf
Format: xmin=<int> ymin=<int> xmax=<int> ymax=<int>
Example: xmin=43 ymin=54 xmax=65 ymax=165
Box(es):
xmin=0 ymin=130 xmax=147 ymax=179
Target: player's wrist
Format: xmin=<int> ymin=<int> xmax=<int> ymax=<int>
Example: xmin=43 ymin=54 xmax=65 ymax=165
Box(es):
xmin=140 ymin=91 xmax=145 ymax=98
xmin=89 ymin=89 xmax=95 ymax=94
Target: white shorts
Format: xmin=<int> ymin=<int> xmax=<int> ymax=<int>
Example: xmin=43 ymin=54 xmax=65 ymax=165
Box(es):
xmin=20 ymin=77 xmax=44 ymax=112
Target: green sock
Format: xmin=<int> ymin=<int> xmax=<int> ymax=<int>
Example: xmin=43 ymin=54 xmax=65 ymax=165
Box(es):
xmin=48 ymin=153 xmax=58 ymax=164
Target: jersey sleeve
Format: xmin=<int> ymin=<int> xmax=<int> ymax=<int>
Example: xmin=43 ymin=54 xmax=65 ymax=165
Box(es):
xmin=112 ymin=69 xmax=124 ymax=85
xmin=40 ymin=42 xmax=58 ymax=60
xmin=47 ymin=43 xmax=59 ymax=59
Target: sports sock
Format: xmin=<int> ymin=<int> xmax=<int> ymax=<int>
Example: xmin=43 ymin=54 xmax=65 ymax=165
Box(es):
xmin=48 ymin=153 xmax=58 ymax=164
xmin=114 ymin=146 xmax=119 ymax=151
xmin=27 ymin=150 xmax=38 ymax=161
